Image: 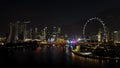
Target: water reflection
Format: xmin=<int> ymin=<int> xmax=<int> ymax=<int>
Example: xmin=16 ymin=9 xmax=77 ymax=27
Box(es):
xmin=4 ymin=44 xmax=120 ymax=67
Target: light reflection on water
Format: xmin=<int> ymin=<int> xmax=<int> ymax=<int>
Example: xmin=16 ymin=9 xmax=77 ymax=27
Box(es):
xmin=5 ymin=44 xmax=120 ymax=67
xmin=64 ymin=44 xmax=120 ymax=68
xmin=72 ymin=53 xmax=101 ymax=64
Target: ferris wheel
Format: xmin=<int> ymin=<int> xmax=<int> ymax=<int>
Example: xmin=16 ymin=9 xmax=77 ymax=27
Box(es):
xmin=83 ymin=17 xmax=106 ymax=47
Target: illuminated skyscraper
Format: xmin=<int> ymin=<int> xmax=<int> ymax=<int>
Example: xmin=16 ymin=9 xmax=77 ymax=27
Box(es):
xmin=7 ymin=21 xmax=30 ymax=43
xmin=113 ymin=30 xmax=120 ymax=43
xmin=98 ymin=28 xmax=102 ymax=42
xmin=7 ymin=21 xmax=20 ymax=43
xmin=58 ymin=27 xmax=61 ymax=34
xmin=43 ymin=27 xmax=47 ymax=40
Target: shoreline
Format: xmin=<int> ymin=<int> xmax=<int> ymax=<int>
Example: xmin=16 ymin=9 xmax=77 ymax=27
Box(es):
xmin=72 ymin=50 xmax=120 ymax=60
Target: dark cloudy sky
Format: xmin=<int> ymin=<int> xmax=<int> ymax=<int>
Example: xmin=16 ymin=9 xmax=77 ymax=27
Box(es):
xmin=0 ymin=0 xmax=120 ymax=36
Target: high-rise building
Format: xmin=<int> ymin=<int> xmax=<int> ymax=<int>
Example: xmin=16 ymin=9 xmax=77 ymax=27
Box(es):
xmin=98 ymin=28 xmax=102 ymax=42
xmin=7 ymin=22 xmax=17 ymax=43
xmin=7 ymin=21 xmax=31 ymax=43
xmin=113 ymin=30 xmax=120 ymax=43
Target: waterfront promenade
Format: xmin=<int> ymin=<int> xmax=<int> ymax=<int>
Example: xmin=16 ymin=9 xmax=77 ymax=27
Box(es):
xmin=72 ymin=45 xmax=120 ymax=60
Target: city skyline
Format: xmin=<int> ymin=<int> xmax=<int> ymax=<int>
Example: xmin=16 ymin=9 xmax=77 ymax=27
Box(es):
xmin=0 ymin=0 xmax=120 ymax=35
xmin=1 ymin=1 xmax=120 ymax=67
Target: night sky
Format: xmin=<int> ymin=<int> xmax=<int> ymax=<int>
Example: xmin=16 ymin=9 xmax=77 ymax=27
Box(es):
xmin=0 ymin=0 xmax=120 ymax=36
